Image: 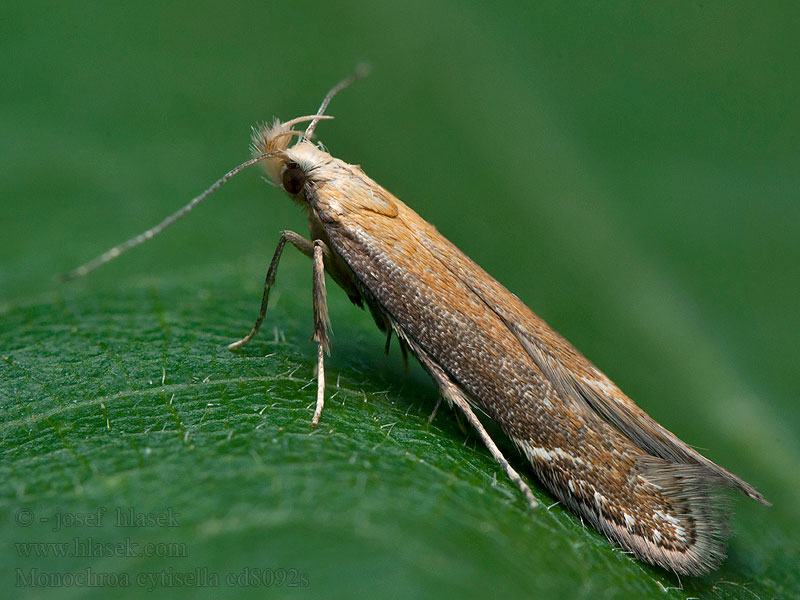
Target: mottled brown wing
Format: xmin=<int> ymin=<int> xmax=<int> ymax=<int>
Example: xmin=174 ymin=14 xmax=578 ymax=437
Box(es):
xmin=307 ymin=157 xmax=760 ymax=574
xmin=407 ymin=213 xmax=767 ymax=504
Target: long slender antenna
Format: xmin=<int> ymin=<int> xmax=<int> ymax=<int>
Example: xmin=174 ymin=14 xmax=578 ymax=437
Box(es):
xmin=304 ymin=63 xmax=371 ymax=140
xmin=58 ymin=151 xmax=278 ymax=281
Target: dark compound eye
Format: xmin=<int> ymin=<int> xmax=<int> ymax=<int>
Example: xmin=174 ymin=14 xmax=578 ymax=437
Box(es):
xmin=281 ymin=163 xmax=306 ymax=195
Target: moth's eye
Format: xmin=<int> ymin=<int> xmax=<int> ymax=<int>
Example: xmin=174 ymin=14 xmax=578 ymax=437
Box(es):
xmin=281 ymin=163 xmax=306 ymax=195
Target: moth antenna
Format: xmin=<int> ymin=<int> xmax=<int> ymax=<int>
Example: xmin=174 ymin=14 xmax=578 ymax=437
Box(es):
xmin=281 ymin=114 xmax=334 ymax=130
xmin=58 ymin=151 xmax=279 ymax=282
xmin=304 ymin=63 xmax=371 ymax=140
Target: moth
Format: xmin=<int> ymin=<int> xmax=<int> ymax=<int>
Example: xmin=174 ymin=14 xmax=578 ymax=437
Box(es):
xmin=64 ymin=71 xmax=768 ymax=575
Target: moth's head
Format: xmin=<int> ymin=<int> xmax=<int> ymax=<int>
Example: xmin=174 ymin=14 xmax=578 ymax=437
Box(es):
xmin=250 ymin=115 xmax=333 ymax=198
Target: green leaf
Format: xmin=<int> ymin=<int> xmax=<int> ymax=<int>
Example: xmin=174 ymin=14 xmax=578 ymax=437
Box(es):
xmin=2 ymin=2 xmax=798 ymax=599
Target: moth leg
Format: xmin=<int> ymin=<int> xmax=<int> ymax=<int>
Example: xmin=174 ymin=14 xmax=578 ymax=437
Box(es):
xmin=384 ymin=328 xmax=410 ymax=371
xmin=428 ymin=397 xmax=442 ymax=423
xmin=398 ymin=339 xmax=408 ymax=370
xmin=411 ymin=342 xmax=539 ymax=510
xmin=446 ymin=382 xmax=538 ymax=509
xmin=311 ymin=240 xmax=331 ymax=427
xmin=228 ymin=230 xmax=316 ymax=351
xmin=383 ymin=329 xmax=392 ymax=357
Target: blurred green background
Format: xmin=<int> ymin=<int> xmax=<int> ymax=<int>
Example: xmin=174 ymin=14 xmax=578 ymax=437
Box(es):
xmin=2 ymin=2 xmax=798 ymax=598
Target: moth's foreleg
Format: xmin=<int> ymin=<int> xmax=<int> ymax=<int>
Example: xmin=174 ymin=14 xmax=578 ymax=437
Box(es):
xmin=228 ymin=230 xmax=316 ymax=350
xmin=311 ymin=240 xmax=331 ymax=427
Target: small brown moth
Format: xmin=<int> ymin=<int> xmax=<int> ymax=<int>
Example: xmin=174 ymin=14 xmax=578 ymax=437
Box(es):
xmin=65 ymin=70 xmax=768 ymax=575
